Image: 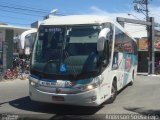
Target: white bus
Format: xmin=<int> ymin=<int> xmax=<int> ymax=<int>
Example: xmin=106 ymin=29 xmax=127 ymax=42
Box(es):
xmin=19 ymin=29 xmax=37 ymax=55
xmin=29 ymin=15 xmax=137 ymax=106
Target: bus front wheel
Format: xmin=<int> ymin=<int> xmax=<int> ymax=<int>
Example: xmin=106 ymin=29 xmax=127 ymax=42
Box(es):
xmin=107 ymin=80 xmax=117 ymax=104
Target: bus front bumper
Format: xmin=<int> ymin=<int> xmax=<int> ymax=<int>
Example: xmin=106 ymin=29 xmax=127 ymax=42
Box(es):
xmin=29 ymin=85 xmax=101 ymax=106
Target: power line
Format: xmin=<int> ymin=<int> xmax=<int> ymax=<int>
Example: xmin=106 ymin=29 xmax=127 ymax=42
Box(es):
xmin=0 ymin=14 xmax=37 ymax=21
xmin=0 ymin=1 xmax=68 ymax=26
xmin=0 ymin=8 xmax=44 ymax=17
xmin=0 ymin=4 xmax=67 ymax=17
xmin=0 ymin=7 xmax=67 ymax=18
xmin=0 ymin=1 xmax=50 ymax=13
xmin=133 ymin=0 xmax=151 ymax=21
xmin=0 ymin=21 xmax=31 ymax=26
xmin=0 ymin=0 xmax=32 ymax=6
xmin=0 ymin=4 xmax=48 ymax=14
xmin=0 ymin=1 xmax=69 ymax=17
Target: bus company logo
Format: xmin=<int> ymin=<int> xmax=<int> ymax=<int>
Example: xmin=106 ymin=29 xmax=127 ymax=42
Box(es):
xmin=66 ymin=81 xmax=75 ymax=87
xmin=56 ymin=88 xmax=62 ymax=94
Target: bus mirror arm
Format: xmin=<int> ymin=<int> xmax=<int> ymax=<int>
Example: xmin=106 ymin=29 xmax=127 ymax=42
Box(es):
xmin=97 ymin=28 xmax=110 ymax=52
xmin=97 ymin=54 xmax=108 ymax=68
xmin=101 ymin=60 xmax=108 ymax=67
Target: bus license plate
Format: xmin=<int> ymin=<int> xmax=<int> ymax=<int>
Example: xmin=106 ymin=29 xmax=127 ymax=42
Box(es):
xmin=39 ymin=80 xmax=65 ymax=87
xmin=52 ymin=96 xmax=64 ymax=101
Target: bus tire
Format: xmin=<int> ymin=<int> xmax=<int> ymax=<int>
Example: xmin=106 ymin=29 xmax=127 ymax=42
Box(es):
xmin=129 ymin=71 xmax=134 ymax=86
xmin=107 ymin=79 xmax=117 ymax=104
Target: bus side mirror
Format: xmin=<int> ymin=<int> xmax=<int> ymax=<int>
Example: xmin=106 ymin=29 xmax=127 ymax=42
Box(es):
xmin=97 ymin=28 xmax=110 ymax=52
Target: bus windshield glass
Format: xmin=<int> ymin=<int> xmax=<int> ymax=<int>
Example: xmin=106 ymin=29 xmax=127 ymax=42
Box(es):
xmin=31 ymin=25 xmax=102 ymax=78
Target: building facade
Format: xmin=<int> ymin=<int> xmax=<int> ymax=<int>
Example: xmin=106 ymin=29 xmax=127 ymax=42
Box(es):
xmin=0 ymin=23 xmax=30 ymax=71
xmin=137 ymin=30 xmax=160 ymax=73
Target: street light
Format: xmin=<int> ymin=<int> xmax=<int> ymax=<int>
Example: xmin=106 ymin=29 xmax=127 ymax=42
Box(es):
xmin=128 ymin=13 xmax=141 ymax=20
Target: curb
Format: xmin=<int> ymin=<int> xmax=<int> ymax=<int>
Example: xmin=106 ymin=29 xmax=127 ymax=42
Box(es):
xmin=137 ymin=73 xmax=160 ymax=77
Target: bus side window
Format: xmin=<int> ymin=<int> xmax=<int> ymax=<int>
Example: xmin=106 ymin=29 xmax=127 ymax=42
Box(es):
xmin=114 ymin=27 xmax=123 ymax=52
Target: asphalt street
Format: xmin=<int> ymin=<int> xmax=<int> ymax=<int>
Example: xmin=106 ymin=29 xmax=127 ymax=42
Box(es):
xmin=0 ymin=75 xmax=160 ymax=120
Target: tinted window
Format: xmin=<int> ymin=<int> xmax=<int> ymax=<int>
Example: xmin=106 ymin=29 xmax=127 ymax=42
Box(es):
xmin=114 ymin=27 xmax=137 ymax=54
xmin=114 ymin=27 xmax=124 ymax=52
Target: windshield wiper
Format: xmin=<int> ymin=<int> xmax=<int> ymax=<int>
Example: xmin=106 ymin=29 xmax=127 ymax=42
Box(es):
xmin=64 ymin=51 xmax=78 ymax=77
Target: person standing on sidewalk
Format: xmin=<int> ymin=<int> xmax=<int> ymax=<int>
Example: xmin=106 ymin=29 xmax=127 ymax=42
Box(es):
xmin=155 ymin=60 xmax=160 ymax=74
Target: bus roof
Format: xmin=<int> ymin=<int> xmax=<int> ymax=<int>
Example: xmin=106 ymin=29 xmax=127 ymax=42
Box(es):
xmin=40 ymin=15 xmax=136 ymax=42
xmin=41 ymin=15 xmax=114 ymax=26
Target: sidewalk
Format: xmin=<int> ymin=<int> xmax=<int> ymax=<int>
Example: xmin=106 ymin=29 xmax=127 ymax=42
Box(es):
xmin=0 ymin=77 xmax=28 ymax=82
xmin=137 ymin=72 xmax=160 ymax=77
xmin=137 ymin=72 xmax=148 ymax=76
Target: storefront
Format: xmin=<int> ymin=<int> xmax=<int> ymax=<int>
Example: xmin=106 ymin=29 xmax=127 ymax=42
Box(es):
xmin=137 ymin=30 xmax=160 ymax=73
xmin=0 ymin=24 xmax=30 ymax=71
xmin=137 ymin=38 xmax=148 ymax=72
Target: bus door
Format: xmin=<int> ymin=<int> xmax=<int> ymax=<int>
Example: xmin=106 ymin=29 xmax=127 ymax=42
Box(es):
xmin=112 ymin=52 xmax=124 ymax=89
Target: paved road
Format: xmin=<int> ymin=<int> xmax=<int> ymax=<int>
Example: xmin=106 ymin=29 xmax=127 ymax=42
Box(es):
xmin=0 ymin=75 xmax=160 ymax=120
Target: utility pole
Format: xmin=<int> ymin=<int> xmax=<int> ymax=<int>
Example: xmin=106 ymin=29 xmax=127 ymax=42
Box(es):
xmin=133 ymin=0 xmax=150 ymax=36
xmin=133 ymin=0 xmax=149 ymax=21
xmin=133 ymin=0 xmax=155 ymax=74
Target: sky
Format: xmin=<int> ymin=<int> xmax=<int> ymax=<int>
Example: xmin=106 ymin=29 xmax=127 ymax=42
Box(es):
xmin=0 ymin=0 xmax=160 ymax=27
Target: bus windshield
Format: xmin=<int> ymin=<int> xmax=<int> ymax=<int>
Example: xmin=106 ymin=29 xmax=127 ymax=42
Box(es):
xmin=31 ymin=25 xmax=103 ymax=79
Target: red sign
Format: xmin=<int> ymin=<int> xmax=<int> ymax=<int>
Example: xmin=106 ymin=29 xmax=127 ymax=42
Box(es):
xmin=125 ymin=57 xmax=131 ymax=71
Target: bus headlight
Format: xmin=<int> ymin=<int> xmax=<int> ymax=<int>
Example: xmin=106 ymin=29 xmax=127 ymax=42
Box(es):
xmin=29 ymin=80 xmax=38 ymax=87
xmin=30 ymin=81 xmax=36 ymax=86
xmin=85 ymin=83 xmax=98 ymax=90
xmin=29 ymin=76 xmax=38 ymax=87
xmin=78 ymin=83 xmax=98 ymax=91
xmin=76 ymin=77 xmax=102 ymax=92
xmin=87 ymin=84 xmax=93 ymax=90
